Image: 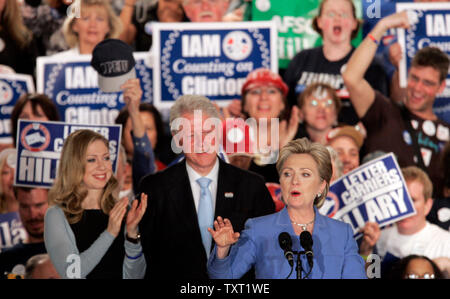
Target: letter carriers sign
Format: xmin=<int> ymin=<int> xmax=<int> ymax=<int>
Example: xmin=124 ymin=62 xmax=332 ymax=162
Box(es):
xmin=319 ymin=153 xmax=416 ymax=238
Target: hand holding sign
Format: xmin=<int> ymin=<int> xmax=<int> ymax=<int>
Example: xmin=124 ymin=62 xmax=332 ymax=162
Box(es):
xmin=378 ymin=11 xmax=411 ymax=32
xmin=359 ymin=222 xmax=381 ymax=256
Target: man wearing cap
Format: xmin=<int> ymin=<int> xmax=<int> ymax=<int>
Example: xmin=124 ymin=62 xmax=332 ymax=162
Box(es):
xmin=327 ymin=125 xmax=364 ymax=174
xmin=138 ymin=95 xmax=274 ymax=279
xmin=342 ymin=11 xmax=450 ymax=197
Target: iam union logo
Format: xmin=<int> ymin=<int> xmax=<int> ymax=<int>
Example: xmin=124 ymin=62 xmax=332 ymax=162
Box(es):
xmin=222 ymin=31 xmax=253 ymax=61
xmin=20 ymin=123 xmax=51 ymax=152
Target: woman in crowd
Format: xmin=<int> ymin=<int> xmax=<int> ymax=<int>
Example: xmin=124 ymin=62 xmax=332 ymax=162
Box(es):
xmin=294 ymin=82 xmax=341 ymax=145
xmin=283 ymin=0 xmax=388 ymax=126
xmin=10 ymin=93 xmax=60 ymax=147
xmin=53 ymin=0 xmax=122 ymax=56
xmin=387 ymin=255 xmax=444 ymax=279
xmin=0 ymin=0 xmax=37 ymax=75
xmin=44 ymin=129 xmax=147 ymax=279
xmin=237 ymin=68 xmax=298 ymax=183
xmin=207 ymin=138 xmax=366 ymax=279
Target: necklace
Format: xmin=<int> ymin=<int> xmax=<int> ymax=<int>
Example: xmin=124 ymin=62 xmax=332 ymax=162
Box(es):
xmin=291 ymin=217 xmax=315 ymax=231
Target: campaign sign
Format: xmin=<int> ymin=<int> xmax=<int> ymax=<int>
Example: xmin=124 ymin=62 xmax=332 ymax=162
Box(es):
xmin=0 ymin=74 xmax=35 ymax=144
xmin=36 ymin=52 xmax=153 ymax=125
xmin=396 ymin=3 xmax=450 ymax=123
xmin=319 ymin=153 xmax=416 ymax=238
xmin=0 ymin=212 xmax=27 ymax=253
xmin=14 ymin=120 xmax=121 ymax=189
xmin=152 ymin=21 xmax=278 ymax=109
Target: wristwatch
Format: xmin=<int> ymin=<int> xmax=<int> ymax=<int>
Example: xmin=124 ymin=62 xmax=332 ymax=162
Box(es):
xmin=126 ymin=233 xmax=141 ymax=244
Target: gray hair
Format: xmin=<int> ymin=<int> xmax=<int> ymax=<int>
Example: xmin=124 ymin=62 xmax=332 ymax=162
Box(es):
xmin=169 ymin=95 xmax=220 ymax=134
xmin=276 ymin=138 xmax=332 ymax=208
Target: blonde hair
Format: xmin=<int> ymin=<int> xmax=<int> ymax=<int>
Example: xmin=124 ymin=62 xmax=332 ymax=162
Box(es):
xmin=401 ymin=166 xmax=433 ymax=201
xmin=1 ymin=0 xmax=33 ymax=48
xmin=48 ymin=130 xmax=118 ymax=224
xmin=63 ymin=0 xmax=123 ymax=49
xmin=277 ymin=138 xmax=332 ymax=208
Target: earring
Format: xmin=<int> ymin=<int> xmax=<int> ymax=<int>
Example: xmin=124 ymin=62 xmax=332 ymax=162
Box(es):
xmin=317 ymin=193 xmax=322 ymax=198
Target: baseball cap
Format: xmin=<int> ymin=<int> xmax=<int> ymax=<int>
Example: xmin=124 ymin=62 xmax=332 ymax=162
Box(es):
xmin=91 ymin=39 xmax=136 ymax=93
xmin=327 ymin=125 xmax=364 ymax=149
xmin=241 ymin=68 xmax=288 ymax=97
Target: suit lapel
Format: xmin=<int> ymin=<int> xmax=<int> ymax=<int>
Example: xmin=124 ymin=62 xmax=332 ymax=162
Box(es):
xmin=214 ymin=159 xmax=235 ymax=218
xmin=169 ymin=161 xmax=200 ymax=232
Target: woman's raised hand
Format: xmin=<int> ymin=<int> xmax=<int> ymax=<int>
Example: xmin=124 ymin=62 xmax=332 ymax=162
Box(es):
xmin=208 ymin=216 xmax=240 ymax=259
xmin=126 ymin=193 xmax=148 ymax=238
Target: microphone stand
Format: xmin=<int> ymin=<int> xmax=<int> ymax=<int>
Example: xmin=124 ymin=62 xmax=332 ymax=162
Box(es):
xmin=296 ymin=251 xmax=303 ymax=279
xmin=293 ymin=250 xmax=307 ymax=279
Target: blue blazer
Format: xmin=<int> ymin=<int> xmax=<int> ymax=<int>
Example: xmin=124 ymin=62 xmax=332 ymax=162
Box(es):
xmin=208 ymin=207 xmax=366 ymax=279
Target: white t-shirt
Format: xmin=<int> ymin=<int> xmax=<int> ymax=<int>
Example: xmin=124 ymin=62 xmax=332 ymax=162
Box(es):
xmin=377 ymin=222 xmax=450 ymax=260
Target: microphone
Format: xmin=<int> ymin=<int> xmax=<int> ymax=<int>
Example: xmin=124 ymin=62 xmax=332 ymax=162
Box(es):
xmin=300 ymin=230 xmax=314 ymax=269
xmin=278 ymin=232 xmax=294 ymax=267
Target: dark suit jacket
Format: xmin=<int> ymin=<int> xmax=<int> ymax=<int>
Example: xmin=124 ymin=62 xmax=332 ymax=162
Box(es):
xmin=138 ymin=158 xmax=275 ymax=279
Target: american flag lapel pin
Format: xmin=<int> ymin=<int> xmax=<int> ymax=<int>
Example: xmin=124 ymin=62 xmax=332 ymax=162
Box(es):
xmin=224 ymin=192 xmax=234 ymax=199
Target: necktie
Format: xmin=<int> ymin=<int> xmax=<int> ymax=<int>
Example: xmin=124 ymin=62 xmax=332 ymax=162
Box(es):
xmin=196 ymin=177 xmax=213 ymax=258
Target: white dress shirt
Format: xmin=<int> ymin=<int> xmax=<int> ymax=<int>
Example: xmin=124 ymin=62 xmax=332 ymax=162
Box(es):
xmin=186 ymin=158 xmax=220 ymax=213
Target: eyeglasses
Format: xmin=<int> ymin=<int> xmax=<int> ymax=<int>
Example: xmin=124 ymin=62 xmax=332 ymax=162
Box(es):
xmin=404 ymin=273 xmax=435 ymax=279
xmin=247 ymin=87 xmax=281 ymax=96
xmin=323 ymin=11 xmax=351 ymax=19
xmin=307 ymin=98 xmax=335 ymax=109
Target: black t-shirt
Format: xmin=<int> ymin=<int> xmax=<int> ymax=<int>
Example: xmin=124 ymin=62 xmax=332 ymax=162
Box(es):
xmin=70 ymin=210 xmax=125 ymax=279
xmin=0 ymin=242 xmax=46 ymax=279
xmin=362 ymin=92 xmax=450 ymax=198
xmin=283 ymin=46 xmax=389 ymax=125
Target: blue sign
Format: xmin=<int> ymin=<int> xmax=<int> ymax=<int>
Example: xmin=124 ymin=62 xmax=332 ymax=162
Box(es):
xmin=396 ymin=3 xmax=450 ymax=124
xmin=319 ymin=153 xmax=416 ymax=238
xmin=36 ymin=52 xmax=153 ymax=125
xmin=152 ymin=21 xmax=278 ymax=109
xmin=0 ymin=212 xmax=26 ymax=252
xmin=0 ymin=74 xmax=34 ymax=144
xmin=14 ymin=120 xmax=122 ymax=188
